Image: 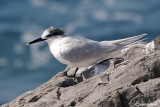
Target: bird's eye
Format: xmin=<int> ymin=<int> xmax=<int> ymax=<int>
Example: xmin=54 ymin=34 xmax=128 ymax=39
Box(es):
xmin=46 ymin=34 xmax=53 ymax=37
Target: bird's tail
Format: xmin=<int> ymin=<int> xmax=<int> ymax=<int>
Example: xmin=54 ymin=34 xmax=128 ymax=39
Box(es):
xmin=100 ymin=33 xmax=147 ymax=53
xmin=109 ymin=33 xmax=147 ymax=45
xmin=101 ymin=33 xmax=147 ymax=46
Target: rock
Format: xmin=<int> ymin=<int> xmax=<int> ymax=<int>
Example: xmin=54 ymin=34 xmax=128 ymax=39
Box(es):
xmin=2 ymin=36 xmax=160 ymax=107
xmin=145 ymin=35 xmax=160 ymax=54
xmin=153 ymin=35 xmax=160 ymax=51
xmin=145 ymin=40 xmax=155 ymax=54
xmin=67 ymin=67 xmax=78 ymax=77
xmin=76 ymin=67 xmax=87 ymax=77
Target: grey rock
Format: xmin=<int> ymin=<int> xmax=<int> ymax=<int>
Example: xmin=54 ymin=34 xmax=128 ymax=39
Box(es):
xmin=145 ymin=35 xmax=160 ymax=54
xmin=154 ymin=35 xmax=160 ymax=51
xmin=76 ymin=67 xmax=87 ymax=77
xmin=2 ymin=36 xmax=160 ymax=107
xmin=67 ymin=67 xmax=78 ymax=77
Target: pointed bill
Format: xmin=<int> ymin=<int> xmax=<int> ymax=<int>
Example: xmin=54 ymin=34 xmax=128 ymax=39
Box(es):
xmin=26 ymin=37 xmax=46 ymax=45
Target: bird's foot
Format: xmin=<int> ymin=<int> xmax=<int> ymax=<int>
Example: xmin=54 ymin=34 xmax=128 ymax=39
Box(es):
xmin=66 ymin=67 xmax=78 ymax=77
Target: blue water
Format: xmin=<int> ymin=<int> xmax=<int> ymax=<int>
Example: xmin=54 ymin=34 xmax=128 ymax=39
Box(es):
xmin=0 ymin=0 xmax=160 ymax=105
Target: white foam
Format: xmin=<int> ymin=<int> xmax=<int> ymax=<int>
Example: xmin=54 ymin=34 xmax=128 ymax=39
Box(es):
xmin=20 ymin=29 xmax=52 ymax=70
xmin=103 ymin=0 xmax=116 ymax=7
xmin=66 ymin=13 xmax=88 ymax=34
xmin=113 ymin=12 xmax=143 ymax=23
xmin=29 ymin=0 xmax=68 ymax=13
xmin=92 ymin=10 xmax=108 ymax=21
xmin=29 ymin=0 xmax=46 ymax=7
xmin=20 ymin=32 xmax=37 ymax=43
xmin=13 ymin=42 xmax=24 ymax=54
xmin=0 ymin=57 xmax=8 ymax=67
xmin=26 ymin=44 xmax=51 ymax=70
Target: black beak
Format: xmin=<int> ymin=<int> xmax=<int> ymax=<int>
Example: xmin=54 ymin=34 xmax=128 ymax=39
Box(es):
xmin=26 ymin=38 xmax=46 ymax=45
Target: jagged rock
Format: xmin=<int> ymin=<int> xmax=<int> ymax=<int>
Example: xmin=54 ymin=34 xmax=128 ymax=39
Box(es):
xmin=67 ymin=67 xmax=78 ymax=77
xmin=145 ymin=35 xmax=160 ymax=54
xmin=76 ymin=67 xmax=87 ymax=77
xmin=145 ymin=41 xmax=155 ymax=54
xmin=1 ymin=36 xmax=160 ymax=107
xmin=153 ymin=35 xmax=160 ymax=51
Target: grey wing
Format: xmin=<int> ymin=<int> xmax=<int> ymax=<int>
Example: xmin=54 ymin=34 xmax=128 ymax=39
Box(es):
xmin=60 ymin=37 xmax=106 ymax=63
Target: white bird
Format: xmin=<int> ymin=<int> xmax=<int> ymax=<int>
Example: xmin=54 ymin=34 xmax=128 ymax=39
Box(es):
xmin=26 ymin=26 xmax=146 ymax=69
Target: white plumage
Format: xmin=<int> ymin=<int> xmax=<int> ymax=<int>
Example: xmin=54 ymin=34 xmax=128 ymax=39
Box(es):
xmin=27 ymin=27 xmax=147 ymax=68
xmin=46 ymin=33 xmax=146 ymax=68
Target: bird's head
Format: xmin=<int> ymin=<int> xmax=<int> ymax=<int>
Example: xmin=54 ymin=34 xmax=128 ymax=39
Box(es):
xmin=26 ymin=26 xmax=65 ymax=45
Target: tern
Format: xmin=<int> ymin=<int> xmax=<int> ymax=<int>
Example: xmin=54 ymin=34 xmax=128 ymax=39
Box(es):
xmin=26 ymin=26 xmax=146 ymax=69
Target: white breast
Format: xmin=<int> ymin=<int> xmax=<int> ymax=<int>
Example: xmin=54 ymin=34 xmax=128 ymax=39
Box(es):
xmin=48 ymin=37 xmax=72 ymax=65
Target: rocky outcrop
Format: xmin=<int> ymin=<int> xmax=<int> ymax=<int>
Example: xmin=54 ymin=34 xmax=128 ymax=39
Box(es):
xmin=2 ymin=36 xmax=160 ymax=107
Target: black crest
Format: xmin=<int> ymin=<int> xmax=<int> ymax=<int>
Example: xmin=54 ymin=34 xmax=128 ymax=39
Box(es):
xmin=46 ymin=26 xmax=65 ymax=37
